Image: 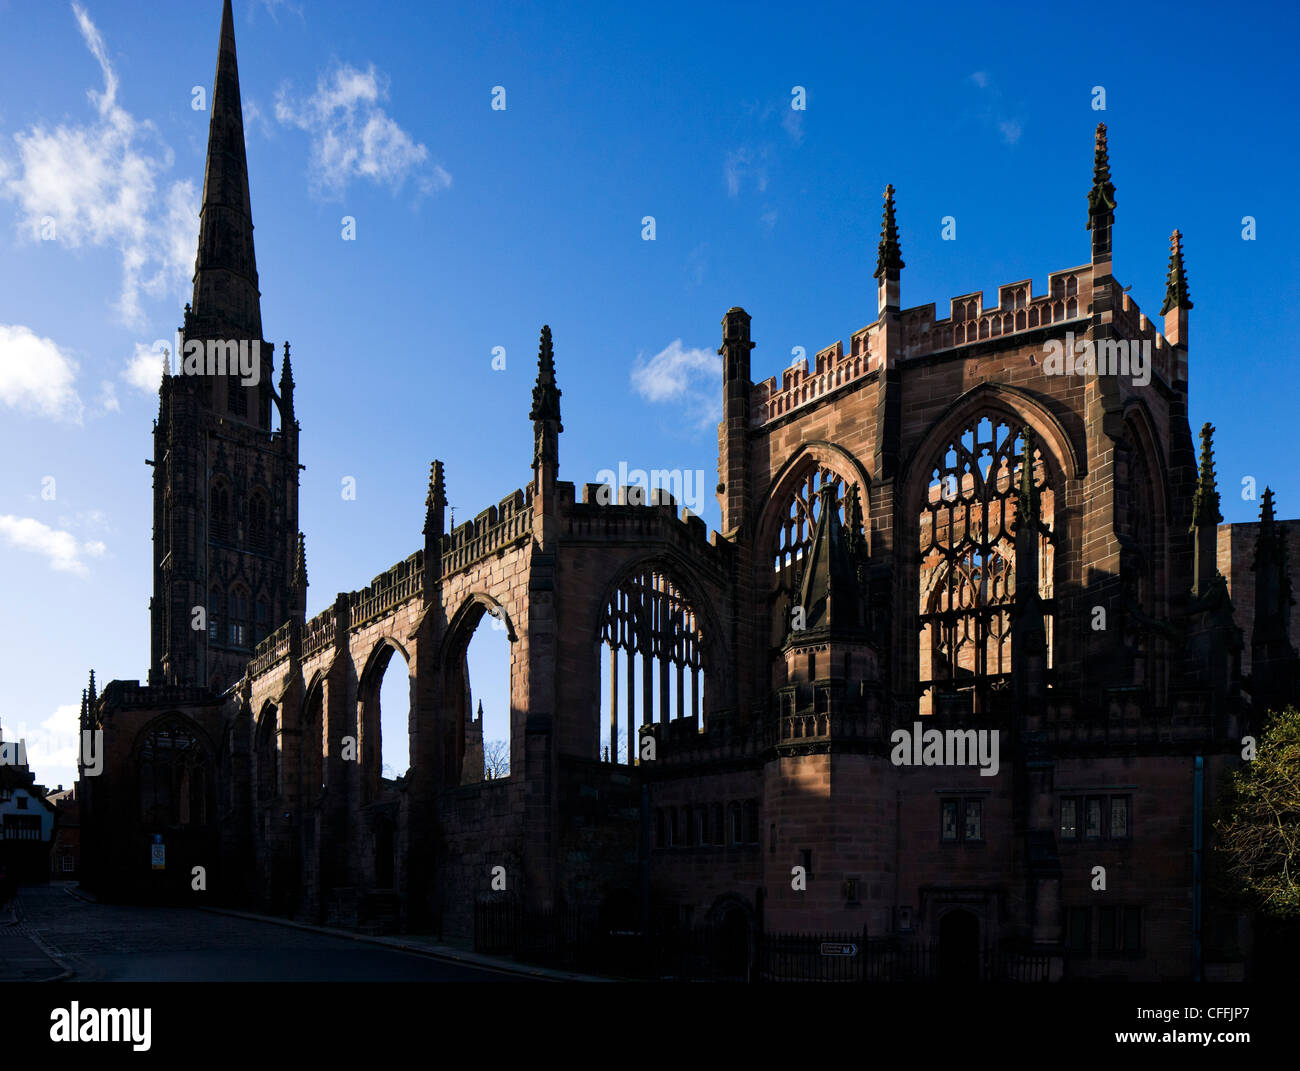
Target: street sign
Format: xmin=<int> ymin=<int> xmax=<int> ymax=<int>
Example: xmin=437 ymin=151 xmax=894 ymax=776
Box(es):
xmin=820 ymin=942 xmax=858 ymax=956
xmin=151 ymin=843 xmax=165 ymax=870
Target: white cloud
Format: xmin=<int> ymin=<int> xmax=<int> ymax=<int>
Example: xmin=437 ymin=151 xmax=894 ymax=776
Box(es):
xmin=275 ymin=63 xmax=450 ymax=198
xmin=0 ymin=514 xmax=107 ymax=575
xmin=13 ymin=702 xmax=83 ymax=790
xmin=0 ymin=323 xmax=83 ymax=422
xmin=967 ymin=71 xmax=1025 ymax=148
xmin=782 ymin=107 xmax=805 ymax=145
xmin=630 ymin=339 xmax=721 ymax=429
xmin=123 ymin=340 xmax=166 ymax=394
xmin=0 ymin=5 xmax=199 ymax=327
xmin=724 ymin=146 xmax=769 ymax=198
xmin=97 ymin=379 xmax=120 ymax=413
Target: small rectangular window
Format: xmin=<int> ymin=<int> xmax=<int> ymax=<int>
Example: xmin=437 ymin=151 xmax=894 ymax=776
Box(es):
xmin=1085 ymin=797 xmax=1104 ymax=840
xmin=1098 ymin=906 xmax=1117 ymax=951
xmin=1110 ymin=796 xmax=1129 ymax=839
xmin=769 ymin=822 xmax=776 ymax=854
xmin=1060 ymin=797 xmax=1078 ymax=839
xmin=16 ymin=796 xmax=28 ymax=810
xmin=941 ymin=799 xmax=959 ymax=842
xmin=964 ymin=799 xmax=983 ymax=842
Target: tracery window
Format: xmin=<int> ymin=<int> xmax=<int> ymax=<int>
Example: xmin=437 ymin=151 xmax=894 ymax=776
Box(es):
xmin=918 ymin=415 xmax=1054 ymax=713
xmin=210 ymin=480 xmax=230 ymax=542
xmin=770 ymin=464 xmax=864 ymax=643
xmin=137 ymin=718 xmax=211 ymax=828
xmin=256 ymin=707 xmax=279 ymax=803
xmin=249 ymin=491 xmax=268 ymax=553
xmin=599 ymin=565 xmax=704 ymax=764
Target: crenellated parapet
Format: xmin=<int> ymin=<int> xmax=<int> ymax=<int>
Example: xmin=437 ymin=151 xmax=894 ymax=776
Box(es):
xmin=350 ymin=550 xmax=426 ymax=627
xmin=568 ymin=481 xmax=731 ymax=569
xmin=440 ymin=488 xmax=533 ymax=577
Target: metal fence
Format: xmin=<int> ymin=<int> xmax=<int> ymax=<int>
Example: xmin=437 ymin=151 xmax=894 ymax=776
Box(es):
xmin=473 ymin=901 xmax=1054 ymax=982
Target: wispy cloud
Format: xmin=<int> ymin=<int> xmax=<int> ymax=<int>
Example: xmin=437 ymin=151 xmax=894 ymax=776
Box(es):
xmin=275 ymin=63 xmax=450 ymax=199
xmin=0 ymin=515 xmax=107 ymax=575
xmin=0 ymin=4 xmax=198 ymax=327
xmin=0 ymin=323 xmax=83 ymax=422
xmin=630 ymin=339 xmax=721 ymax=430
xmin=968 ymin=71 xmax=1025 ymax=146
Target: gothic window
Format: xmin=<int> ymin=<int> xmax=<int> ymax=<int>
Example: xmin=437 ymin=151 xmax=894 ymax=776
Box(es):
xmin=137 ymin=718 xmax=211 ymax=828
xmin=770 ymin=463 xmax=864 ymax=644
xmin=1123 ymin=430 xmax=1159 ymax=692
xmin=227 ymin=375 xmax=247 ymax=417
xmin=210 ymin=480 xmax=230 ymax=543
xmin=249 ymin=492 xmax=268 ymax=553
xmin=918 ymin=416 xmax=1054 ymax=714
xmin=256 ymin=707 xmax=278 ymax=803
xmin=599 ymin=564 xmax=705 ymax=764
xmin=208 ymin=585 xmax=221 ymax=644
xmin=229 ymin=587 xmax=249 ymax=648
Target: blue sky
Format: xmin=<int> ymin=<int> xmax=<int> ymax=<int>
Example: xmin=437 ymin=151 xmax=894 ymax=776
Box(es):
xmin=1 ymin=0 xmax=1296 ymax=789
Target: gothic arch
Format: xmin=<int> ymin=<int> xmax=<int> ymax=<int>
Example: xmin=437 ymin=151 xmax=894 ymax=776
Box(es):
xmin=594 ymin=555 xmax=721 ymax=763
xmin=439 ymin=593 xmax=519 ymax=785
xmin=899 ymin=383 xmax=1081 ymax=523
xmin=255 ymin=700 xmax=279 ymax=803
xmin=757 ymin=441 xmax=872 ymax=562
xmin=903 ymin=389 xmax=1070 ymax=713
xmin=132 ymin=713 xmax=217 ymax=830
xmin=358 ymin=636 xmax=414 ymax=797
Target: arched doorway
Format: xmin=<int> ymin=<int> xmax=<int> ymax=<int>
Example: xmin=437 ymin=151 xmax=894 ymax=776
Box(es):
xmin=939 ymin=909 xmax=981 ymax=980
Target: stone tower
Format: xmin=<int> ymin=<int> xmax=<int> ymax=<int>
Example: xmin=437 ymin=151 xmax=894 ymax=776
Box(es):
xmin=149 ymin=0 xmax=300 ymax=691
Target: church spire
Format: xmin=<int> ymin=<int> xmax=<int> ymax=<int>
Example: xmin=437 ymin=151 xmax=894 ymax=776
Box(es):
xmin=529 ymin=325 xmax=562 ymax=428
xmin=1160 ymin=229 xmax=1193 ymax=314
xmin=1086 ymin=122 xmax=1116 ymax=224
xmin=191 ymin=0 xmax=262 ymax=339
xmin=874 ymin=184 xmax=904 ymax=279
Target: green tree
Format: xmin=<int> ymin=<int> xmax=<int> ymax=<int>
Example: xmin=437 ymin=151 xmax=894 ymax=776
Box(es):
xmin=1214 ymin=706 xmax=1300 ymax=918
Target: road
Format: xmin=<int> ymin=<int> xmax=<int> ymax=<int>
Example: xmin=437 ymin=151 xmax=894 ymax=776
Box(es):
xmin=8 ymin=884 xmax=526 ymax=982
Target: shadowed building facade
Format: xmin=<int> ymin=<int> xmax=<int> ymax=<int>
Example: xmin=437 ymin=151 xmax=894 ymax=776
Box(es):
xmin=79 ymin=2 xmax=1298 ymax=978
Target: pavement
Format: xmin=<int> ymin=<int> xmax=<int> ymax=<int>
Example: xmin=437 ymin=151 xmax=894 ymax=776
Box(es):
xmin=0 ymin=883 xmax=606 ymax=982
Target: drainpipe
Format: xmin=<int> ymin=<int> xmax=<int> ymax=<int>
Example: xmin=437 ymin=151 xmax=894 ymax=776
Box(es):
xmin=1192 ymin=755 xmax=1203 ymax=982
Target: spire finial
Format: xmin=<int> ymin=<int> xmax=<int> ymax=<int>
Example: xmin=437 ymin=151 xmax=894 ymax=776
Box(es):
xmin=424 ymin=460 xmax=446 ymax=535
xmin=874 ymin=184 xmax=904 ymax=279
xmin=1159 ymin=229 xmax=1193 ymax=314
xmin=529 ymin=324 xmax=562 ymax=428
xmin=280 ymin=340 xmax=294 ymax=389
xmin=1192 ymin=422 xmax=1222 ymax=528
xmin=1086 ymin=123 xmax=1117 ymax=226
xmin=1016 ymin=428 xmax=1041 ymax=528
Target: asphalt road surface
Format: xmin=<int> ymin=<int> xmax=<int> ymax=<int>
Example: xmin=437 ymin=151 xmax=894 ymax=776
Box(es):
xmin=10 ymin=884 xmax=525 ymax=982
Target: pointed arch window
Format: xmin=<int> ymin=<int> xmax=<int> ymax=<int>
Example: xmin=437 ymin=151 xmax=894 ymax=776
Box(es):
xmin=137 ymin=718 xmax=211 ymax=828
xmin=770 ymin=464 xmax=865 ymax=644
xmin=917 ymin=415 xmax=1055 ymax=713
xmin=208 ymin=585 xmax=222 ymax=644
xmin=249 ymin=491 xmax=269 ymax=553
xmin=210 ymin=480 xmax=231 ymax=543
xmin=599 ymin=565 xmax=705 ymax=764
xmin=229 ymin=586 xmax=249 ymax=648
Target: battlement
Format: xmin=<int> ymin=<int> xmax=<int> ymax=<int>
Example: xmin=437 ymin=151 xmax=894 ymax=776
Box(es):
xmin=250 ymin=619 xmax=294 ymax=677
xmin=441 ymin=488 xmax=532 ymax=577
xmin=749 ymin=263 xmax=1185 ymax=427
xmin=569 ymin=480 xmax=723 ymax=563
xmin=753 ymin=338 xmax=875 ymax=425
xmin=351 ymin=550 xmax=425 ymax=627
xmin=97 ymin=680 xmax=218 ymax=714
